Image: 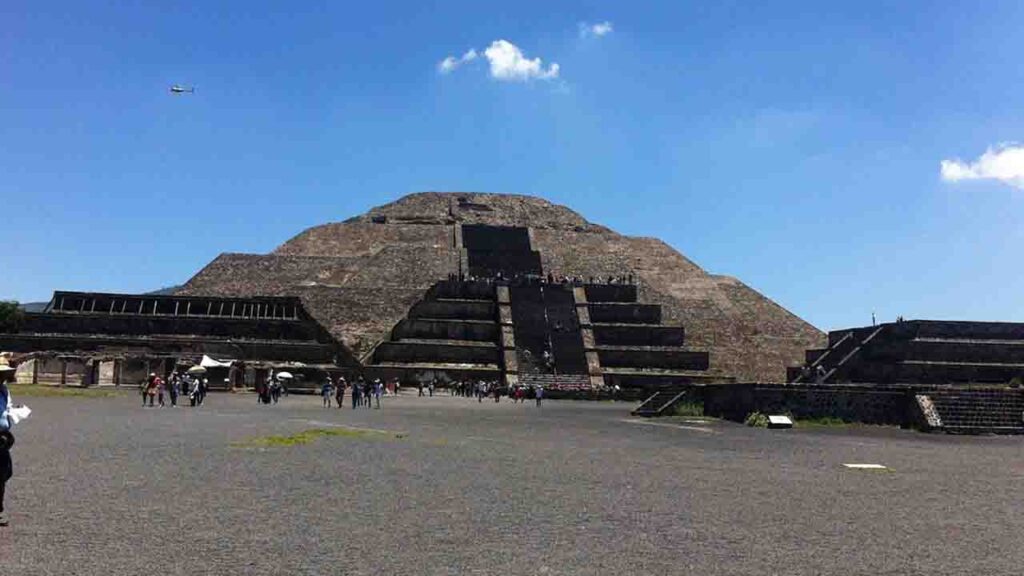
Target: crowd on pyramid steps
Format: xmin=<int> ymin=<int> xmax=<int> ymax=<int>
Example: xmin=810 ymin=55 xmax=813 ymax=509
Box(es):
xmin=447 ymin=272 xmax=636 ymax=286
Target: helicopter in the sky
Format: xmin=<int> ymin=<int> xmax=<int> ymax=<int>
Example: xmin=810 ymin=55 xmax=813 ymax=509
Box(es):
xmin=169 ymin=84 xmax=195 ymax=94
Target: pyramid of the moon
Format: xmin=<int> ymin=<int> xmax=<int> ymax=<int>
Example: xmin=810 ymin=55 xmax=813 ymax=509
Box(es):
xmin=177 ymin=192 xmax=824 ymax=382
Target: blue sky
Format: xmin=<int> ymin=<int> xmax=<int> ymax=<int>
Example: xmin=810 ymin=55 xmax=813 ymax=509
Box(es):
xmin=2 ymin=1 xmax=1023 ymax=331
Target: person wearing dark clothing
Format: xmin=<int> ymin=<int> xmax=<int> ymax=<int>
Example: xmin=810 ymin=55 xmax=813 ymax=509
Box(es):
xmin=335 ymin=377 xmax=346 ymax=408
xmin=1 ymin=363 xmax=19 ymax=526
xmin=168 ymin=374 xmax=179 ymax=407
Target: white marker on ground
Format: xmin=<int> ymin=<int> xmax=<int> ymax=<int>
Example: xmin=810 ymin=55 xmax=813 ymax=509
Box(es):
xmin=842 ymin=463 xmax=888 ymax=470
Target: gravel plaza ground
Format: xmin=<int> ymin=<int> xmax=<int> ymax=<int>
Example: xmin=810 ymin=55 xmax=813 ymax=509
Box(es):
xmin=1 ymin=390 xmax=1023 ymax=575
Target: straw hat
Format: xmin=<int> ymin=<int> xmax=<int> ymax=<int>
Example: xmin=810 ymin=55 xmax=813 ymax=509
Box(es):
xmin=0 ymin=355 xmax=14 ymax=373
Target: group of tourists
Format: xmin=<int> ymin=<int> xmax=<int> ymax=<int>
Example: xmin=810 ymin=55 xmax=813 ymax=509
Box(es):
xmin=321 ymin=375 xmax=390 ymax=410
xmin=142 ymin=372 xmax=207 ymax=408
xmin=448 ymin=379 xmax=544 ymax=406
xmin=256 ymin=376 xmax=287 ymax=405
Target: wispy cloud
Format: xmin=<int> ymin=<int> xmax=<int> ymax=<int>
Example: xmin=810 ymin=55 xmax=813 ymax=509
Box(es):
xmin=437 ymin=49 xmax=478 ymax=74
xmin=439 ymin=40 xmax=559 ymax=82
xmin=940 ymin=144 xmax=1024 ymax=190
xmin=579 ymin=21 xmax=613 ymax=38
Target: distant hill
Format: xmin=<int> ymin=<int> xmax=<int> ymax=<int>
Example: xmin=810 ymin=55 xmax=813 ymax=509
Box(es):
xmin=145 ymin=285 xmax=182 ymax=296
xmin=17 ymin=285 xmax=182 ymax=312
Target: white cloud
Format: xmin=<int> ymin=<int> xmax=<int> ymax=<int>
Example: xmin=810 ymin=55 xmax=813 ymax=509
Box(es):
xmin=439 ymin=40 xmax=559 ymax=82
xmin=579 ymin=21 xmax=613 ymax=38
xmin=483 ymin=40 xmax=559 ymax=81
xmin=437 ymin=49 xmax=479 ymax=74
xmin=940 ymin=143 xmax=1024 ymax=190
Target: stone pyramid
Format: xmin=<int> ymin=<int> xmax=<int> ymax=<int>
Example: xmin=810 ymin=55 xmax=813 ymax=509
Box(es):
xmin=178 ymin=192 xmax=823 ymax=381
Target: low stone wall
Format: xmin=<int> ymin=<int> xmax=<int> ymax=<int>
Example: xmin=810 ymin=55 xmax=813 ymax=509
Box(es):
xmin=701 ymin=383 xmax=919 ymax=426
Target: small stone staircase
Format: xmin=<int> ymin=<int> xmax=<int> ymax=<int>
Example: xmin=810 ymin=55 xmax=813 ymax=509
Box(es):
xmin=917 ymin=388 xmax=1024 ymax=434
xmin=632 ymin=386 xmax=689 ymax=417
xmin=518 ymin=373 xmax=592 ymax=391
xmin=789 ymin=326 xmax=884 ymax=383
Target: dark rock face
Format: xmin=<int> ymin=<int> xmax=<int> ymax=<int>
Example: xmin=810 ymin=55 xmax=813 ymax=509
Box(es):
xmin=178 ymin=192 xmax=824 ymax=381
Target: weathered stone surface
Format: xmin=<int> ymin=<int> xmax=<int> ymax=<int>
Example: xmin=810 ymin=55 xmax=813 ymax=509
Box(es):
xmin=179 ymin=192 xmax=824 ymax=381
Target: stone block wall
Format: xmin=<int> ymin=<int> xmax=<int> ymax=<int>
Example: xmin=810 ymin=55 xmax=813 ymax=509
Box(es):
xmin=702 ymin=383 xmax=917 ymax=426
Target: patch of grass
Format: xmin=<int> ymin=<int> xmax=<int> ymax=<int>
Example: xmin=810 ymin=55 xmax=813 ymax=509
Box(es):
xmin=9 ymin=384 xmax=123 ymax=398
xmin=671 ymin=401 xmax=704 ymax=417
xmin=797 ymin=416 xmax=853 ymax=427
xmin=233 ymin=427 xmax=406 ymax=448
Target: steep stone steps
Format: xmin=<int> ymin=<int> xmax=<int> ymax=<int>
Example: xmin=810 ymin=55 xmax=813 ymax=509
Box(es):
xmin=920 ymin=389 xmax=1024 ymax=433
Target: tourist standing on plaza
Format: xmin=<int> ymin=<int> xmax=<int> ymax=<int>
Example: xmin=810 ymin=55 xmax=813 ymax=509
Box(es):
xmin=335 ymin=376 xmax=346 ymax=408
xmin=363 ymin=379 xmax=373 ymax=408
xmin=428 ymin=378 xmax=435 ymax=397
xmin=374 ymin=378 xmax=383 ymax=409
xmin=270 ymin=378 xmax=282 ymax=404
xmin=168 ymin=373 xmax=180 ymax=407
xmin=189 ymin=377 xmax=202 ymax=407
xmin=535 ymin=385 xmax=544 ymax=407
xmin=321 ymin=379 xmax=333 ymax=407
xmin=156 ymin=375 xmax=166 ymax=407
xmin=352 ymin=376 xmax=363 ymax=409
xmin=144 ymin=373 xmax=158 ymax=407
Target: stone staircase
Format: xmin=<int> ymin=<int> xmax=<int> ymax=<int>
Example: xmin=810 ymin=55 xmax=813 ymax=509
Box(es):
xmin=584 ymin=284 xmax=711 ymax=389
xmin=917 ymin=388 xmax=1024 ymax=434
xmin=518 ymin=372 xmax=592 ymax=392
xmin=789 ymin=326 xmax=883 ymax=383
xmin=632 ymin=386 xmax=690 ymax=417
xmin=789 ymin=320 xmax=1024 ymax=385
xmin=366 ymin=280 xmax=502 ymax=378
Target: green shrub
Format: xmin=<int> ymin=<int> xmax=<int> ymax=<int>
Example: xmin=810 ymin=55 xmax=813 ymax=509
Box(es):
xmin=744 ymin=411 xmax=769 ymax=427
xmin=672 ymin=401 xmax=704 ymax=417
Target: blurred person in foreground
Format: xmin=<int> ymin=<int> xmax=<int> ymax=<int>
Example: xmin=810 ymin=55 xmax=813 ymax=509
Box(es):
xmin=0 ymin=358 xmax=20 ymax=527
